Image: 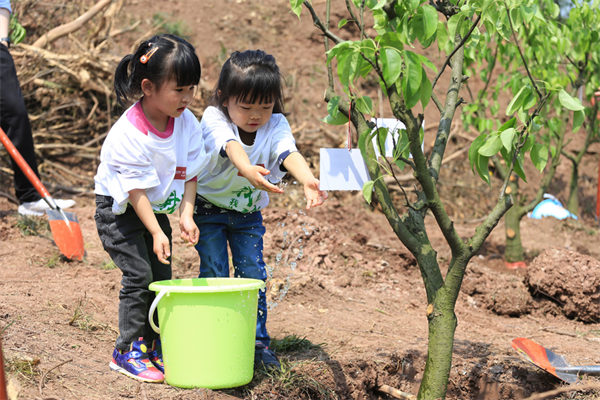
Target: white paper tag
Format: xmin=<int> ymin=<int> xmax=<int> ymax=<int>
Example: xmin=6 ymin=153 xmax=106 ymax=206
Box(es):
xmin=370 ymin=118 xmax=424 ymax=158
xmin=319 ymin=148 xmax=371 ymax=191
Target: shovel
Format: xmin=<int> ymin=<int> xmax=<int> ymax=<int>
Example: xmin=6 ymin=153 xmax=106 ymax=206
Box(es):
xmin=0 ymin=127 xmax=84 ymax=261
xmin=511 ymin=337 xmax=600 ymax=383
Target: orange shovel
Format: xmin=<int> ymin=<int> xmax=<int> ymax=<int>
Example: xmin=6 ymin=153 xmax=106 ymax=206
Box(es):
xmin=0 ymin=127 xmax=84 ymax=261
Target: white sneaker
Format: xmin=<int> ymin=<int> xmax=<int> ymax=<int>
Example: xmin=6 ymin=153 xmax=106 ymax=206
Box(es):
xmin=18 ymin=198 xmax=76 ymax=216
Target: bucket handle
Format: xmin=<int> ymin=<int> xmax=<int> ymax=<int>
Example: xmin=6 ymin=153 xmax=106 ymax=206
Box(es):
xmin=148 ymin=289 xmax=168 ymax=334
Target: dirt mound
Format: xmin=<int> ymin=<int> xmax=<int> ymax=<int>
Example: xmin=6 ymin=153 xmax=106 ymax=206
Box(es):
xmin=461 ymin=263 xmax=533 ymax=316
xmin=524 ymin=247 xmax=600 ymax=323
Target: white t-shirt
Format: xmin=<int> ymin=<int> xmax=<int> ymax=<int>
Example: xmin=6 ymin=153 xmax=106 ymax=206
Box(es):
xmin=95 ymin=101 xmax=208 ymax=214
xmin=197 ymin=106 xmax=298 ymax=213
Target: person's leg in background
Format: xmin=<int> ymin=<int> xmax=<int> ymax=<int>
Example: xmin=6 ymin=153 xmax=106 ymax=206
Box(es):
xmin=0 ymin=44 xmax=75 ymax=215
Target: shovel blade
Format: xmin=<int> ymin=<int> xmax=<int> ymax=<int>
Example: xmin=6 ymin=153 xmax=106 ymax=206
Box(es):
xmin=46 ymin=209 xmax=85 ymax=261
xmin=511 ymin=338 xmax=577 ymax=383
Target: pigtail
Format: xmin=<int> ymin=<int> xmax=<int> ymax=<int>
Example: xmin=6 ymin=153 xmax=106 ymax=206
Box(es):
xmin=114 ymin=54 xmax=133 ymax=108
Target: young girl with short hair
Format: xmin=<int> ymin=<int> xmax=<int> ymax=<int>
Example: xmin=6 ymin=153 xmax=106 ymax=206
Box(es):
xmin=94 ymin=34 xmax=207 ymax=383
xmin=194 ymin=50 xmax=328 ymax=370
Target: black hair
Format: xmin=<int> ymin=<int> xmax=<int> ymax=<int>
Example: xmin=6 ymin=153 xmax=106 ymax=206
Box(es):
xmin=114 ymin=34 xmax=201 ymax=107
xmin=210 ymin=50 xmax=288 ymax=120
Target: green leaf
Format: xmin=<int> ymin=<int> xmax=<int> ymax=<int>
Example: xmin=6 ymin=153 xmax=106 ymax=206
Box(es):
xmin=436 ymin=21 xmax=448 ymax=53
xmin=338 ymin=19 xmax=349 ymax=28
xmin=416 ymin=54 xmax=438 ymax=73
xmin=522 ymin=134 xmax=535 ymax=154
xmin=520 ymin=5 xmax=534 ymax=24
xmin=530 ymin=143 xmax=548 ymax=172
xmin=327 ymin=96 xmax=341 ymax=118
xmin=420 ymin=73 xmax=432 ymax=109
xmin=522 ymin=91 xmax=536 ymax=110
xmin=513 ymin=154 xmax=527 ymax=182
xmin=322 ymin=113 xmax=349 ymax=126
xmin=402 ymin=51 xmax=422 ymax=104
xmin=499 ymin=117 xmax=517 ymax=131
xmin=408 ymin=0 xmax=420 ymax=13
xmin=500 ymin=128 xmax=515 ymax=151
xmin=478 ymin=135 xmax=503 ymax=157
xmin=558 ymin=90 xmax=585 ymax=111
xmin=469 ymin=134 xmax=487 ymax=171
xmin=355 ymin=96 xmax=374 ymax=115
xmin=506 ymin=85 xmax=527 ymax=115
xmin=290 ymin=0 xmax=304 ymax=18
xmin=326 ymin=41 xmax=351 ymax=65
xmin=475 ymin=154 xmax=491 ymax=186
xmin=481 ymin=0 xmax=494 ymax=16
xmin=381 ymin=48 xmax=402 ymax=86
xmin=572 ymin=109 xmax=584 ymax=133
xmin=447 ymin=13 xmax=464 ymax=44
xmin=362 ymin=180 xmax=375 ymax=204
xmin=421 ymin=5 xmax=439 ymax=40
xmin=370 ymin=0 xmax=387 ymax=10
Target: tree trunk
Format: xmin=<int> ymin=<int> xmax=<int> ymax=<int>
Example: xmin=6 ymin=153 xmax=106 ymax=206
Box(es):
xmin=566 ymin=161 xmax=579 ymax=216
xmin=417 ymin=287 xmax=458 ymax=400
xmin=504 ymin=204 xmax=524 ymax=263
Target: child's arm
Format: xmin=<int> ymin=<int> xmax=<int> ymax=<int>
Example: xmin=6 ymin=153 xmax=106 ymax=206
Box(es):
xmin=282 ymin=152 xmax=328 ymax=210
xmin=129 ymin=188 xmax=171 ymax=264
xmin=225 ymin=141 xmax=284 ymax=194
xmin=179 ymin=179 xmax=199 ymax=246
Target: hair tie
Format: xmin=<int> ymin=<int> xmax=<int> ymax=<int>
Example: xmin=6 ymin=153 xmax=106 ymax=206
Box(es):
xmin=140 ymin=46 xmax=158 ymax=64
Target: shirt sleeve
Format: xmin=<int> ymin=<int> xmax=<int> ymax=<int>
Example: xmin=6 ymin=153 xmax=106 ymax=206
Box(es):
xmin=184 ymin=111 xmax=210 ymax=180
xmin=267 ymin=114 xmax=298 ymax=181
xmin=200 ymin=107 xmax=238 ymax=176
xmin=101 ymin=134 xmax=161 ymax=207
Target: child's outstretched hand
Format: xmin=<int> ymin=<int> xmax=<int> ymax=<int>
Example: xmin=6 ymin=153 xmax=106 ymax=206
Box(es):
xmin=240 ymin=164 xmax=284 ymax=194
xmin=152 ymin=231 xmax=171 ymax=264
xmin=304 ymin=178 xmax=328 ymax=210
xmin=180 ymin=214 xmax=199 ymax=246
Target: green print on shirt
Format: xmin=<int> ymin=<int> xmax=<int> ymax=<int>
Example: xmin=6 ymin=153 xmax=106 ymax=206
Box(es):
xmin=157 ymin=190 xmax=180 ymax=214
xmin=232 ymin=186 xmax=263 ymax=213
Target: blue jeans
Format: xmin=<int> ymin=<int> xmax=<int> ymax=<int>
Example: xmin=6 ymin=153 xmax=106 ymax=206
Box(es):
xmin=193 ymin=202 xmax=269 ymax=347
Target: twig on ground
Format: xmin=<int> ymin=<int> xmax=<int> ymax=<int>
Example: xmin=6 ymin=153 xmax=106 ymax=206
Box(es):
xmin=376 ymin=384 xmax=417 ymax=399
xmin=38 ymin=358 xmax=72 ymax=397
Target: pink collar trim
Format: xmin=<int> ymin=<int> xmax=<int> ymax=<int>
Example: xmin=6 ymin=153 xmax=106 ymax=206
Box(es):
xmin=127 ymin=101 xmax=174 ymax=139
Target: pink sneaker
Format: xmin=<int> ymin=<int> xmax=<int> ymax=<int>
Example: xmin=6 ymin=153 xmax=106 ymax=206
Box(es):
xmin=109 ymin=339 xmax=164 ymax=383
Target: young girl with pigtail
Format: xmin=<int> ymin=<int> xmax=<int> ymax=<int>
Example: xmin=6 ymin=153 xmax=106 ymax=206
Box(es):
xmin=195 ymin=50 xmax=328 ymax=370
xmin=94 ymin=34 xmax=208 ymax=383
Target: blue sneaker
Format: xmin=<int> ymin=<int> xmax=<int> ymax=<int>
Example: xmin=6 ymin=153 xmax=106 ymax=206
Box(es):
xmin=147 ymin=339 xmax=164 ymax=374
xmin=254 ymin=342 xmax=280 ymax=370
xmin=109 ymin=339 xmax=164 ymax=383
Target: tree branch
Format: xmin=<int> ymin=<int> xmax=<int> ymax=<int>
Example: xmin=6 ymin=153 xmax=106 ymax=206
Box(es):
xmin=303 ymin=2 xmax=344 ymax=44
xmin=431 ymin=12 xmax=481 ymax=91
xmin=505 ymin=3 xmax=543 ymax=98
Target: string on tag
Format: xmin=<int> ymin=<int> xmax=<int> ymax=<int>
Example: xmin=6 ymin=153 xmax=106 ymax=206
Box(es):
xmin=347 ymin=88 xmax=353 ymax=151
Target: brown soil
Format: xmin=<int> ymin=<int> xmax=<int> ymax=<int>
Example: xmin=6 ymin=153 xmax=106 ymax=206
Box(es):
xmin=1 ymin=1 xmax=600 ymax=400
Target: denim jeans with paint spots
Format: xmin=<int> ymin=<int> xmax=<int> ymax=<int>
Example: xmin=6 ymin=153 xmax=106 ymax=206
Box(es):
xmin=193 ymin=196 xmax=270 ymax=347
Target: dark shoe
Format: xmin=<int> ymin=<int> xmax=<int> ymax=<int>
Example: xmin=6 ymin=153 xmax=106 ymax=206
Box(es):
xmin=254 ymin=342 xmax=280 ymax=370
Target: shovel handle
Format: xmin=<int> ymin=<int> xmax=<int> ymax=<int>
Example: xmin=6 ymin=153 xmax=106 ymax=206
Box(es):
xmin=0 ymin=336 xmax=7 ymax=400
xmin=0 ymin=127 xmax=50 ymax=199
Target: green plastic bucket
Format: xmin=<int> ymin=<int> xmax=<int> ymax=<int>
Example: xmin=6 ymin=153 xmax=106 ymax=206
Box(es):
xmin=148 ymin=277 xmax=265 ymax=389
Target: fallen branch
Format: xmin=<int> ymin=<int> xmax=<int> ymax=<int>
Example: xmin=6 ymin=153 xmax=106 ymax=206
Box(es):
xmin=376 ymin=385 xmax=417 ymax=400
xmin=38 ymin=358 xmax=72 ymax=397
xmin=32 ymin=0 xmax=113 ymax=48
